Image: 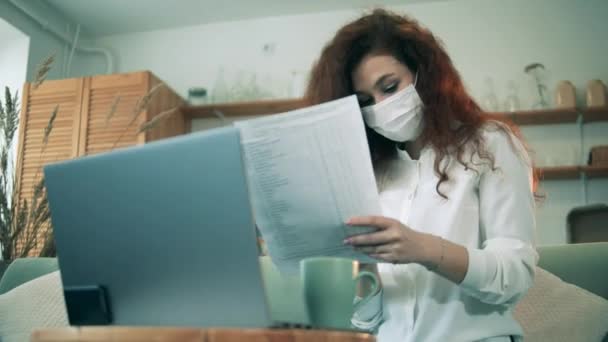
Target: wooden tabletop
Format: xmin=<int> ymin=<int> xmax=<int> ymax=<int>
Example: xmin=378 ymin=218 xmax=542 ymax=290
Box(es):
xmin=31 ymin=327 xmax=375 ymax=342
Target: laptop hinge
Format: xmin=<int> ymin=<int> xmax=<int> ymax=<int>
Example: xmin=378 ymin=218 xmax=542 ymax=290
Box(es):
xmin=64 ymin=285 xmax=112 ymax=325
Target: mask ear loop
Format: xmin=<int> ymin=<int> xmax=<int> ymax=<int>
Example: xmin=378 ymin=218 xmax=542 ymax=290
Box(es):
xmin=414 ymin=72 xmax=419 ymax=87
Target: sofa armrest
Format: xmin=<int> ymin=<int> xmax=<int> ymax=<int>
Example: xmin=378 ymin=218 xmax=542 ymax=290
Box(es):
xmin=0 ymin=258 xmax=59 ymax=295
xmin=537 ymin=242 xmax=608 ymax=300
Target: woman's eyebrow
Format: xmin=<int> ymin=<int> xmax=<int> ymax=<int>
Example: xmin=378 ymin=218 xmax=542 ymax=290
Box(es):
xmin=374 ymin=73 xmax=396 ymax=88
xmin=354 ymin=73 xmax=397 ymax=94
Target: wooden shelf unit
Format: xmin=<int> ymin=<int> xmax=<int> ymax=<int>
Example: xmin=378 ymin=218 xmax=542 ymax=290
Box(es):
xmin=182 ymin=99 xmax=608 ymax=126
xmin=15 ymin=71 xmax=185 ymax=255
xmin=489 ymin=106 xmax=608 ymax=125
xmin=539 ymin=165 xmax=608 ymax=180
xmin=584 ymin=165 xmax=608 ymax=179
xmin=180 ymin=99 xmax=608 ymax=181
xmin=581 ymin=107 xmax=608 ymax=123
xmin=181 ymin=98 xmax=308 ymax=119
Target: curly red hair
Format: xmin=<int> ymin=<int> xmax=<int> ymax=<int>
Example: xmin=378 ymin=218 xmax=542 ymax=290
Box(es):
xmin=306 ymin=8 xmax=537 ymax=198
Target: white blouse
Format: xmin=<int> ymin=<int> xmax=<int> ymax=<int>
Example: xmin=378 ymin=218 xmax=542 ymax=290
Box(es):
xmin=352 ymin=125 xmax=538 ymax=342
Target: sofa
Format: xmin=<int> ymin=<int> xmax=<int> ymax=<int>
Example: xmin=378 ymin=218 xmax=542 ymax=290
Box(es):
xmin=3 ymin=243 xmax=606 ymax=299
xmin=0 ymin=258 xmax=59 ymax=295
xmin=1 ymin=243 xmax=607 ymax=341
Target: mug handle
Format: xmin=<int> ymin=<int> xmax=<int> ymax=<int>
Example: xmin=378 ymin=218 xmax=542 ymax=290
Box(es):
xmin=353 ymin=271 xmax=380 ymax=312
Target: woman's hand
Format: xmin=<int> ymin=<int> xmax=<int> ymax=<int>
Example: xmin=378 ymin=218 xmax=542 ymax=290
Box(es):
xmin=346 ymin=216 xmax=470 ymax=283
xmin=345 ymin=216 xmax=438 ymax=266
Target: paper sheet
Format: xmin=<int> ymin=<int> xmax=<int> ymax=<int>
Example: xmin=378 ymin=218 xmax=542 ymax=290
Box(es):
xmin=235 ymin=96 xmax=381 ymax=273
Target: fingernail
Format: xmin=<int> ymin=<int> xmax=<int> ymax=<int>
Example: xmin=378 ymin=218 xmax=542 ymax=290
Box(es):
xmin=343 ymin=238 xmax=351 ymax=245
xmin=345 ymin=219 xmax=352 ymax=225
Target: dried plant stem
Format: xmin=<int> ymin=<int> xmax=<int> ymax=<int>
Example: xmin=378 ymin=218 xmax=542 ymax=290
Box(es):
xmin=137 ymin=107 xmax=178 ymax=134
xmin=132 ymin=83 xmax=164 ymax=117
xmin=111 ymin=83 xmax=165 ymax=149
xmin=30 ymin=105 xmax=58 ymax=196
xmin=1 ymin=52 xmax=57 ymax=259
xmin=105 ymin=95 xmax=122 ymax=127
xmin=33 ymin=53 xmax=56 ymax=90
xmin=43 ymin=105 xmax=59 ymax=145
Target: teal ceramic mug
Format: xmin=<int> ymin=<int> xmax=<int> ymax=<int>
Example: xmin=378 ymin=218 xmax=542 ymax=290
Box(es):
xmin=300 ymin=257 xmax=379 ymax=330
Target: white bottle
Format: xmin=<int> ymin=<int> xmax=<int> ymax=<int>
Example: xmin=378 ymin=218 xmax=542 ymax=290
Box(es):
xmin=554 ymin=80 xmax=576 ymax=109
xmin=586 ymin=80 xmax=607 ymax=108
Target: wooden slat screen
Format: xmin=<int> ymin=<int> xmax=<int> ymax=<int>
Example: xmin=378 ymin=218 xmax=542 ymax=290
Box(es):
xmin=14 ymin=78 xmax=84 ymax=255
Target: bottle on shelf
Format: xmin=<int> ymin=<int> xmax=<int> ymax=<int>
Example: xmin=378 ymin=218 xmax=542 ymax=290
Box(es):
xmin=503 ymin=80 xmax=522 ymax=112
xmin=554 ymin=80 xmax=576 ymax=109
xmin=481 ymin=77 xmax=499 ymax=111
xmin=586 ymin=80 xmax=607 ymax=108
xmin=211 ymin=68 xmax=230 ymax=103
xmin=187 ymin=87 xmax=208 ymax=106
xmin=524 ymin=62 xmax=550 ymax=109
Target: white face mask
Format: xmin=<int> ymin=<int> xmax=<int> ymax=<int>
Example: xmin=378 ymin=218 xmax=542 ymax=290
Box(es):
xmin=361 ymin=75 xmax=424 ymax=142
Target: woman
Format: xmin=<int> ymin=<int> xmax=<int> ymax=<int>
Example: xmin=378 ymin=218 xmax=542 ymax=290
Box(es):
xmin=305 ymin=9 xmax=537 ymax=342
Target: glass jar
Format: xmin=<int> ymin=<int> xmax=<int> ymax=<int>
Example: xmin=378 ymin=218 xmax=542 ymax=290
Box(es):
xmin=188 ymin=87 xmax=208 ymax=106
xmin=504 ymin=80 xmax=522 ymax=112
xmin=481 ymin=78 xmax=499 ymax=111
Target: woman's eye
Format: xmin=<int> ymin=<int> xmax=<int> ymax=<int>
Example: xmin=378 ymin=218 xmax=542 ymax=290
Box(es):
xmin=357 ymin=96 xmax=373 ymax=107
xmin=383 ymin=82 xmax=399 ymax=94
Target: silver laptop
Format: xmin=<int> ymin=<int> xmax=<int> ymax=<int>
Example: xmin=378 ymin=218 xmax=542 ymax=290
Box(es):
xmin=44 ymin=127 xmax=308 ymax=328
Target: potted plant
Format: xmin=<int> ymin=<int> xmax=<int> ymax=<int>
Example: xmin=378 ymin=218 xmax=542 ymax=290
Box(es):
xmin=0 ymin=56 xmax=180 ymax=280
xmin=0 ymin=85 xmax=55 ymax=279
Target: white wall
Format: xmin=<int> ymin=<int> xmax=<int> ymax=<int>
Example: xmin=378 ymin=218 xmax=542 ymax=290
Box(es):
xmin=0 ymin=35 xmax=29 ymax=144
xmin=0 ymin=1 xmax=65 ymax=81
xmin=0 ymin=18 xmax=29 ymax=168
xmin=96 ymin=0 xmax=608 ymax=103
xmin=0 ymin=20 xmax=29 ymax=243
xmin=0 ymin=22 xmax=29 ymax=97
xmin=95 ymin=0 xmax=608 ymax=245
xmin=0 ymin=1 xmax=103 ymax=82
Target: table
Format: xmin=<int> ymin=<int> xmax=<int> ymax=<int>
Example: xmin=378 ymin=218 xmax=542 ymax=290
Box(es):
xmin=32 ymin=327 xmax=375 ymax=342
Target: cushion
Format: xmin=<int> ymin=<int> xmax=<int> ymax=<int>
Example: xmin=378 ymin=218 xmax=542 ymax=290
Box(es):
xmin=514 ymin=267 xmax=608 ymax=342
xmin=0 ymin=258 xmax=59 ymax=295
xmin=0 ymin=271 xmax=68 ymax=342
xmin=537 ymin=243 xmax=608 ymax=300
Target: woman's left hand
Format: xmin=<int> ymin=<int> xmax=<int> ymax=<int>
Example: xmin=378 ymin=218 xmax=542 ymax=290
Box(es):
xmin=345 ymin=216 xmax=436 ymax=265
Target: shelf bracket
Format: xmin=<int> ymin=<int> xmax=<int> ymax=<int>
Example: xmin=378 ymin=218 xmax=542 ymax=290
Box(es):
xmin=576 ymin=111 xmax=589 ymax=205
xmin=580 ymin=171 xmax=588 ymax=205
xmin=576 ymin=111 xmax=585 ymax=165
